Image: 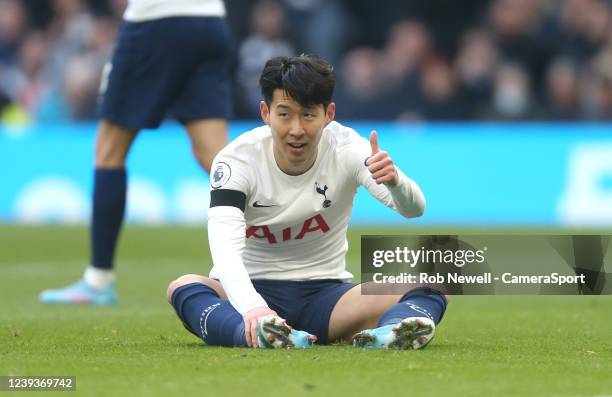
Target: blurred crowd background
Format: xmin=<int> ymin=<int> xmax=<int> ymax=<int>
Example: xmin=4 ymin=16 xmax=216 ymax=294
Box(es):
xmin=1 ymin=0 xmax=611 ymax=124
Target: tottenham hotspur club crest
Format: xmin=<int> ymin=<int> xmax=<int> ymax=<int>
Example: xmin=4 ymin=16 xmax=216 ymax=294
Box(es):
xmin=315 ymin=182 xmax=332 ymax=208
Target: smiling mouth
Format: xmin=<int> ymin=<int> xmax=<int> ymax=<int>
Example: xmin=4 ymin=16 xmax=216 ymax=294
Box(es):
xmin=288 ymin=143 xmax=306 ymax=148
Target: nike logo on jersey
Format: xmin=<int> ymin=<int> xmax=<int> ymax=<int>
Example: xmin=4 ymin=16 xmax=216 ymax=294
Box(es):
xmin=252 ymin=201 xmax=277 ymax=208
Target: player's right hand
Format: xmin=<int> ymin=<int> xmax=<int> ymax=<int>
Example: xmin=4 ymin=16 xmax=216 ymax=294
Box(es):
xmin=243 ymin=306 xmax=279 ymax=348
xmin=367 ymin=130 xmax=399 ymax=187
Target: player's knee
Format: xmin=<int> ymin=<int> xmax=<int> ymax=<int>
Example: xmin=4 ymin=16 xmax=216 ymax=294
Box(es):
xmin=166 ymin=274 xmax=214 ymax=303
xmin=166 ymin=274 xmax=197 ymax=303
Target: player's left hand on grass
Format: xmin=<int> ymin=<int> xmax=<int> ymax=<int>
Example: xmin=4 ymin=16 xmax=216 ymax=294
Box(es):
xmin=367 ymin=130 xmax=399 ymax=187
xmin=243 ymin=306 xmax=279 ymax=348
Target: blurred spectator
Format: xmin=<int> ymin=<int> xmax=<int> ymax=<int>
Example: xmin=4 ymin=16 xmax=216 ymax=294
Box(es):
xmin=14 ymin=31 xmax=49 ymax=118
xmin=415 ymin=56 xmax=470 ymax=121
xmin=381 ymin=20 xmax=431 ymax=89
xmin=2 ymin=0 xmax=612 ymax=123
xmin=580 ymin=0 xmax=611 ymax=51
xmin=580 ymin=49 xmax=612 ymax=120
xmin=44 ymin=0 xmax=97 ymax=94
xmin=490 ymin=0 xmax=542 ymax=37
xmin=333 ymin=47 xmax=391 ymax=120
xmin=545 ymin=57 xmax=580 ymax=120
xmin=60 ymin=53 xmax=101 ymax=120
xmin=32 ymin=1 xmax=114 ymax=122
xmin=379 ymin=20 xmax=433 ymax=120
xmin=283 ymin=0 xmax=351 ymax=65
xmin=480 ymin=62 xmax=543 ymax=120
xmin=550 ymin=0 xmax=611 ymax=63
xmin=488 ymin=0 xmax=553 ymax=96
xmin=100 ymin=0 xmax=128 ymax=19
xmin=236 ymin=0 xmax=293 ymax=118
xmin=455 ymin=29 xmax=499 ymax=118
xmin=0 ymin=0 xmax=27 ymax=65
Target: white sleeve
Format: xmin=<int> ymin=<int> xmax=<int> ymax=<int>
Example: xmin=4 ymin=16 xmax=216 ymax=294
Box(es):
xmin=208 ymin=206 xmax=268 ymax=315
xmin=207 ymin=151 xmax=269 ymax=315
xmin=344 ymin=134 xmax=426 ymax=218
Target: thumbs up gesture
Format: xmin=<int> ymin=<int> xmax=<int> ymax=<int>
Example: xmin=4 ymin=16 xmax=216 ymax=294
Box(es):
xmin=367 ymin=131 xmax=399 ymax=187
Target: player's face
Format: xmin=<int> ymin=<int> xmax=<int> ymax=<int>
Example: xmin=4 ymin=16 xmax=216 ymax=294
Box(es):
xmin=260 ymin=89 xmax=335 ymax=176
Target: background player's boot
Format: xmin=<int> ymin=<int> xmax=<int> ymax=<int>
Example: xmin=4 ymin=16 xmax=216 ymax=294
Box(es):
xmin=39 ymin=279 xmax=118 ymax=305
xmin=257 ymin=315 xmax=317 ymax=349
xmin=352 ymin=317 xmax=435 ymax=350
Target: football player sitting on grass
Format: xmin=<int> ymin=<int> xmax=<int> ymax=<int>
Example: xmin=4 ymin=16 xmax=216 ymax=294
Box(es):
xmin=167 ymin=54 xmax=447 ymax=349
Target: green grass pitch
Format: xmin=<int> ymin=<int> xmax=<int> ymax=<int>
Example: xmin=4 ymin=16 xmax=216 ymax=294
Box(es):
xmin=1 ymin=225 xmax=611 ymax=397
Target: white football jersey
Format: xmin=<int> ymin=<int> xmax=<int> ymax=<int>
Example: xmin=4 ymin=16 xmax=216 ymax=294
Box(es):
xmin=124 ymin=0 xmax=225 ymax=22
xmin=207 ymin=121 xmax=425 ymax=314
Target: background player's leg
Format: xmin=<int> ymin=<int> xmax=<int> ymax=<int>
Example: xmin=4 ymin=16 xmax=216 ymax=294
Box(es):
xmin=90 ymin=120 xmax=138 ymax=272
xmin=39 ymin=121 xmax=137 ymax=304
xmin=185 ymin=119 xmax=228 ymax=173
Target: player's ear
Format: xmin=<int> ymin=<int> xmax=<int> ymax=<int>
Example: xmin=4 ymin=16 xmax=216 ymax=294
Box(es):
xmin=260 ymin=101 xmax=270 ymax=125
xmin=324 ymin=102 xmax=336 ymax=126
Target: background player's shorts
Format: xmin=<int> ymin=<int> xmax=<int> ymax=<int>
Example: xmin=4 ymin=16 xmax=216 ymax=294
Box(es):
xmin=99 ymin=16 xmax=232 ymax=131
xmin=252 ymin=279 xmax=356 ymax=344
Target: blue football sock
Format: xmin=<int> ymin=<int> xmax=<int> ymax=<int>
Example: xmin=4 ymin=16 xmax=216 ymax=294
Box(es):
xmin=378 ymin=287 xmax=447 ymax=327
xmin=91 ymin=168 xmax=126 ymax=270
xmin=171 ymin=283 xmax=246 ymax=347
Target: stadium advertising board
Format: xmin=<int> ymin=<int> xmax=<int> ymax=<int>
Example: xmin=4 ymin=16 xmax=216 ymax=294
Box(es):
xmin=1 ymin=122 xmax=611 ymax=227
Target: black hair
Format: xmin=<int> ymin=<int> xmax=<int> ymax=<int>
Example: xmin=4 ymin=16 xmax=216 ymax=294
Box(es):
xmin=259 ymin=54 xmax=335 ymax=109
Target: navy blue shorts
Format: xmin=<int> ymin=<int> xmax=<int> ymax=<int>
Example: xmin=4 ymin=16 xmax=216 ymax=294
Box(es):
xmin=99 ymin=16 xmax=232 ymax=131
xmin=173 ymin=279 xmax=355 ymax=344
xmin=251 ymin=279 xmax=356 ymax=344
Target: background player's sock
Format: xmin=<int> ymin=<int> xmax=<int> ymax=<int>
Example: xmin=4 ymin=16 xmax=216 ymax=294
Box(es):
xmin=378 ymin=287 xmax=447 ymax=326
xmin=171 ymin=283 xmax=246 ymax=347
xmin=83 ymin=266 xmax=115 ymax=289
xmin=91 ymin=168 xmax=126 ymax=270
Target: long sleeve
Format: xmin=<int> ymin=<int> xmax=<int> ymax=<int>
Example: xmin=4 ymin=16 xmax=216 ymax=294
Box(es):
xmin=360 ymin=167 xmax=426 ymax=218
xmin=208 ymin=205 xmax=269 ymax=315
xmin=388 ymin=170 xmax=425 ymax=217
xmin=207 ymin=137 xmax=270 ymax=315
xmin=344 ymin=132 xmax=426 ymax=219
